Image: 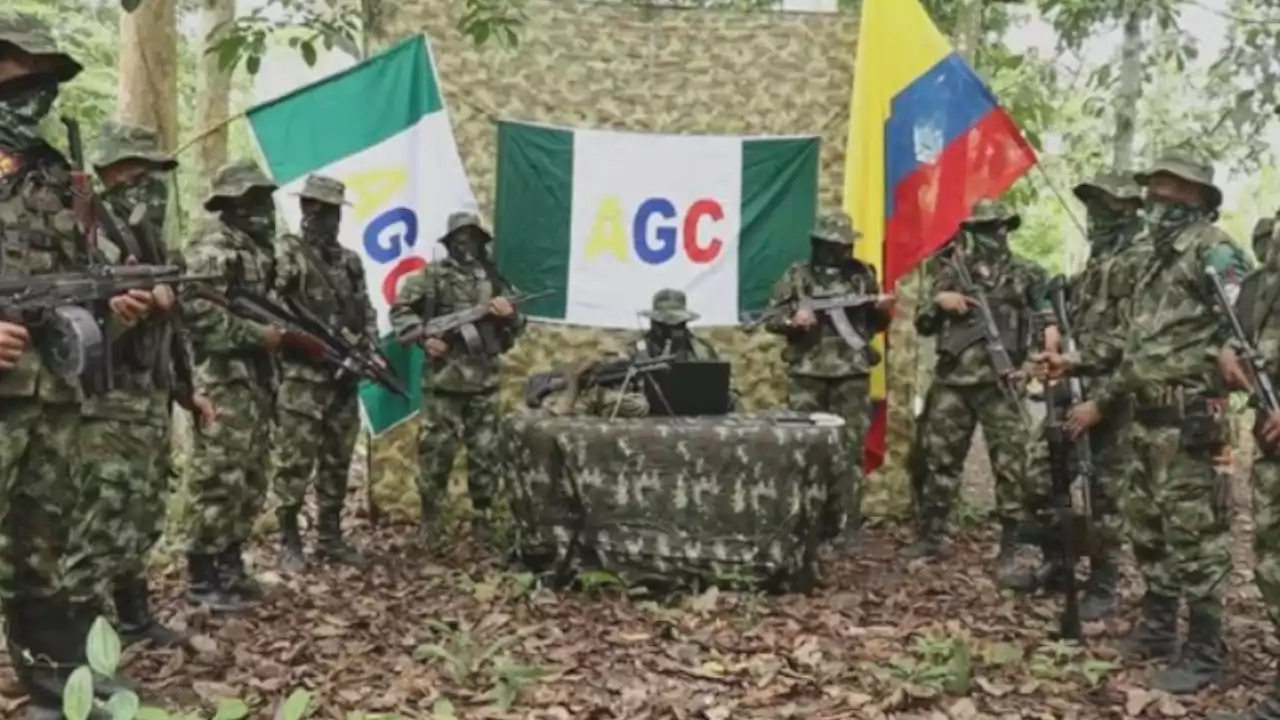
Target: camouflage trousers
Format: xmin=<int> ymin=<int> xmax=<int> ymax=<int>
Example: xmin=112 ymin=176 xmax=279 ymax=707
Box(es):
xmin=185 ymin=381 xmax=274 ymax=554
xmin=419 ymin=389 xmax=501 ymax=512
xmin=1124 ymin=420 xmax=1231 ymax=612
xmin=918 ymin=382 xmax=1029 ymax=523
xmin=0 ymin=400 xmax=80 ymax=601
xmin=61 ymin=408 xmax=170 ymax=604
xmin=1251 ymin=452 xmax=1280 ymax=632
xmin=788 ymin=374 xmax=870 ymax=535
xmin=270 ymin=378 xmax=359 ymax=514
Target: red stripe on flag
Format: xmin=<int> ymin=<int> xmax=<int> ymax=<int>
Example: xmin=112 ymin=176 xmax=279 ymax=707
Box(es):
xmin=862 ymin=400 xmax=887 ymax=475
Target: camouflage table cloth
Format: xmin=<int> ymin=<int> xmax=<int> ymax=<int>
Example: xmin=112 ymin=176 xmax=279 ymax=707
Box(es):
xmin=503 ymin=411 xmax=849 ymax=592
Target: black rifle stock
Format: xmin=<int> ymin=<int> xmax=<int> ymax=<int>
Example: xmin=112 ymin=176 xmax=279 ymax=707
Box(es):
xmin=1207 ymin=265 xmax=1280 ymax=415
xmin=397 ymin=288 xmax=556 ymax=352
xmin=524 ymin=354 xmax=675 ymax=409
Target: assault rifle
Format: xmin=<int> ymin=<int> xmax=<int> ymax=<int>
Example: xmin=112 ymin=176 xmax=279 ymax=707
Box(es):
xmin=1207 ymin=265 xmax=1280 ymax=415
xmin=524 ymin=353 xmax=675 ymax=409
xmin=192 ymin=285 xmax=408 ymax=397
xmin=397 ymin=288 xmax=556 ymax=353
xmin=1044 ymin=273 xmax=1097 ymax=642
xmin=0 ymin=265 xmax=221 ymax=387
xmin=742 ymin=290 xmax=890 ymax=357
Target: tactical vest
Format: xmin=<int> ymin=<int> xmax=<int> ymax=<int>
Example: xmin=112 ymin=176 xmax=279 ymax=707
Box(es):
xmin=938 ymin=260 xmax=1032 ymax=365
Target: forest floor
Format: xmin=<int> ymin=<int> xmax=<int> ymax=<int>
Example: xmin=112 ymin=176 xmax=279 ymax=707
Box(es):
xmin=2 ymin=434 xmax=1275 ymax=720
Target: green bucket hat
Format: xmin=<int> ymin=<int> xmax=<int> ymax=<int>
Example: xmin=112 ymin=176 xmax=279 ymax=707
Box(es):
xmin=203 ymin=159 xmax=278 ymax=211
xmin=1073 ymin=171 xmax=1142 ymax=208
xmin=90 ymin=121 xmax=177 ymax=173
xmin=639 ymin=288 xmax=699 ymax=324
xmin=960 ymin=198 xmax=1021 ymax=231
xmin=439 ymin=210 xmax=492 ymax=243
xmin=293 ymin=174 xmax=351 ymax=207
xmin=1134 ymin=148 xmax=1223 ymax=209
xmin=810 ymin=211 xmax=860 ymax=245
xmin=0 ymin=13 xmax=82 ymax=84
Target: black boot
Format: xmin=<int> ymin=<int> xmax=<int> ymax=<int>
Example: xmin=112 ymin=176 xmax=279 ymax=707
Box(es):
xmin=186 ymin=553 xmax=250 ymax=614
xmin=1120 ymin=591 xmax=1180 ymax=660
xmin=1078 ymin=554 xmax=1119 ymax=621
xmin=67 ymin=600 xmax=138 ymax=698
xmin=415 ymin=494 xmax=443 ymax=554
xmin=1149 ymin=602 xmax=1225 ymax=694
xmin=5 ymin=599 xmax=112 ymax=717
xmin=995 ymin=518 xmax=1038 ymax=592
xmin=113 ymin=577 xmax=188 ymax=648
xmin=277 ymin=507 xmax=306 ymax=573
xmin=218 ymin=542 xmax=263 ymax=601
xmin=316 ymin=506 xmax=364 ymax=567
xmin=904 ymin=509 xmax=950 ymax=560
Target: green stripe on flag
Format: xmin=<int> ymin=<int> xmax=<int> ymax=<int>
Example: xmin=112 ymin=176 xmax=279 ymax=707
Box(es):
xmin=494 ymin=121 xmax=573 ymax=319
xmin=247 ymin=34 xmax=443 ymax=186
xmin=358 ymin=338 xmax=425 ymax=436
xmin=738 ymin=138 xmax=819 ymax=313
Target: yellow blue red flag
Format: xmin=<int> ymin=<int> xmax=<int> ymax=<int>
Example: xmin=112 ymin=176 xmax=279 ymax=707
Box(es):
xmin=844 ymin=0 xmax=1038 ymax=473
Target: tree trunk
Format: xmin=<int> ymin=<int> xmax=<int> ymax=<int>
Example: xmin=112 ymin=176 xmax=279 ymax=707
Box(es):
xmin=1113 ymin=2 xmax=1144 ymax=172
xmin=116 ymin=0 xmax=178 ymax=150
xmin=195 ymin=0 xmax=235 ymax=183
xmin=953 ymin=0 xmax=984 ymax=63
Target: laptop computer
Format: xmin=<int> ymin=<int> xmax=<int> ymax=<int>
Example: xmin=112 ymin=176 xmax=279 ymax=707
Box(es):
xmin=643 ymin=361 xmax=732 ymax=416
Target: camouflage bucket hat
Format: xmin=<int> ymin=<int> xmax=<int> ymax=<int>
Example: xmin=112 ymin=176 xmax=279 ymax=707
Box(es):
xmin=0 ymin=13 xmax=82 ymax=84
xmin=90 ymin=121 xmax=177 ymax=172
xmin=439 ymin=210 xmax=492 ymax=243
xmin=1134 ymin=149 xmax=1223 ymax=209
xmin=293 ymin=174 xmax=350 ymax=207
xmin=639 ymin=288 xmax=699 ymax=324
xmin=810 ymin=212 xmax=860 ymax=245
xmin=961 ymin=198 xmax=1021 ymax=231
xmin=203 ymin=159 xmax=278 ymax=211
xmin=1073 ymin=171 xmax=1142 ymax=207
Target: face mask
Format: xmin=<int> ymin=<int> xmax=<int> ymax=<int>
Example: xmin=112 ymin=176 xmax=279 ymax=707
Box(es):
xmin=106 ymin=175 xmax=168 ymax=230
xmin=302 ymin=205 xmax=341 ymax=245
xmin=1085 ymin=204 xmax=1136 ymax=250
xmin=224 ymin=194 xmax=277 ymax=241
xmin=447 ymin=228 xmax=488 ymax=264
xmin=1144 ymin=197 xmax=1201 ymax=241
xmin=812 ymin=240 xmax=851 ymax=268
xmin=0 ymin=83 xmax=58 ymax=125
xmin=965 ymin=225 xmax=1008 ymax=259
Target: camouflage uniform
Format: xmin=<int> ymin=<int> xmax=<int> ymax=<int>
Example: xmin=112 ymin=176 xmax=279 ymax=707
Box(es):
xmin=765 ymin=213 xmax=889 ymax=546
xmin=1022 ymin=173 xmax=1144 ymax=618
xmin=539 ymin=356 xmax=651 ymax=419
xmin=0 ymin=14 xmax=128 ymax=718
xmin=390 ymin=211 xmax=526 ymax=543
xmin=270 ymin=175 xmax=377 ymax=571
xmin=181 ymin=160 xmax=281 ymax=613
xmin=57 ymin=122 xmax=189 ymax=649
xmin=1096 ymin=151 xmax=1252 ymax=695
xmin=912 ymin=200 xmax=1048 ymax=585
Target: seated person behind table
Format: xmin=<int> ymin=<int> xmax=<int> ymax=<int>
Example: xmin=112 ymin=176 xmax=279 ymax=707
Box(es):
xmin=537 ymin=355 xmax=650 ymax=418
xmin=627 ymin=288 xmax=720 ymax=361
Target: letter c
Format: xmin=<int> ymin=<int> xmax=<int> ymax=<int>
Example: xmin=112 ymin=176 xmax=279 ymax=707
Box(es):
xmin=683 ymin=198 xmax=724 ymax=264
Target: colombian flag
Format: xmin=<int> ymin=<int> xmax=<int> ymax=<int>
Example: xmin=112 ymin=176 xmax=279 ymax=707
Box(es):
xmin=845 ymin=0 xmax=1037 ymax=473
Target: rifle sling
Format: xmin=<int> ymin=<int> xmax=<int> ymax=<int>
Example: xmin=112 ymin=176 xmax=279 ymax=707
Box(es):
xmin=293 ymin=239 xmax=362 ymax=332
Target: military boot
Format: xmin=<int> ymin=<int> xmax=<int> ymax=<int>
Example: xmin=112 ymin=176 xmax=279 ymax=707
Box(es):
xmin=995 ymin=518 xmax=1038 ymax=592
xmin=5 ymin=599 xmax=114 ymax=714
xmin=1078 ymin=554 xmax=1119 ymax=621
xmin=1149 ymin=602 xmax=1225 ymax=695
xmin=415 ymin=495 xmax=444 ymax=554
xmin=316 ymin=506 xmax=365 ymax=567
xmin=186 ymin=553 xmax=250 ymax=614
xmin=218 ymin=542 xmax=263 ymax=601
xmin=904 ymin=511 xmax=951 ymax=560
xmin=113 ymin=577 xmax=188 ymax=648
xmin=1119 ymin=591 xmax=1180 ymax=660
xmin=68 ymin=600 xmax=138 ymax=698
xmin=277 ymin=506 xmax=307 ymax=573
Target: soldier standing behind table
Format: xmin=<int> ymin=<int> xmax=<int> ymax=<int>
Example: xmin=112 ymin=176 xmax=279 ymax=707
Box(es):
xmin=0 ymin=14 xmax=159 ymax=718
xmin=764 ymin=212 xmax=892 ymax=550
xmin=390 ymin=211 xmax=525 ymax=550
xmin=910 ymin=199 xmax=1055 ymax=592
xmin=60 ymin=121 xmax=216 ymax=651
xmin=181 ymin=160 xmax=283 ymax=614
xmin=270 ymin=175 xmax=376 ymax=572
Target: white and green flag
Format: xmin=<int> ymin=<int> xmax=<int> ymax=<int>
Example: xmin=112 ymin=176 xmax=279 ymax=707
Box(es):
xmin=247 ymin=34 xmax=475 ymax=435
xmin=494 ymin=121 xmax=819 ymax=328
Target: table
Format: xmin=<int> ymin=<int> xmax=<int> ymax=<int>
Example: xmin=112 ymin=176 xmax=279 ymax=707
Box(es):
xmin=502 ymin=411 xmax=850 ymax=592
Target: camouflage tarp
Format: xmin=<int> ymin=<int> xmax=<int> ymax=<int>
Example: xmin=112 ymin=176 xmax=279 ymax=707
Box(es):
xmin=503 ymin=411 xmax=848 ymax=592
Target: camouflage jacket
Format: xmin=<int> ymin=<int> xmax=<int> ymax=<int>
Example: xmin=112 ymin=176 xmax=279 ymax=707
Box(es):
xmin=625 ymin=331 xmax=720 ymax=362
xmin=764 ymin=260 xmax=888 ymax=378
xmin=390 ymin=257 xmax=526 ymax=394
xmin=1100 ymin=219 xmax=1251 ymax=407
xmin=274 ymin=233 xmax=377 ymax=386
xmin=1064 ymin=232 xmax=1146 ymax=377
xmin=0 ymin=144 xmax=85 ymax=403
xmin=181 ymin=215 xmax=277 ymax=389
xmin=916 ymin=253 xmax=1050 ymax=386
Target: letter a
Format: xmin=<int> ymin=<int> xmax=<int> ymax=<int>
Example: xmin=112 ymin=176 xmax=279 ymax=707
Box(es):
xmin=344 ymin=168 xmax=408 ymax=222
xmin=584 ymin=196 xmax=628 ymax=262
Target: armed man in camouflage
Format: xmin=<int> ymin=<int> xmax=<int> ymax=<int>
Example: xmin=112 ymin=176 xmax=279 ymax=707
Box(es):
xmin=1042 ymin=150 xmax=1251 ymax=695
xmin=1022 ymin=173 xmax=1145 ymax=619
xmin=765 ymin=212 xmax=892 ymax=548
xmin=0 ymin=14 xmax=160 ymax=718
xmin=391 ymin=211 xmax=526 ymax=548
xmin=181 ymin=160 xmax=284 ymax=614
xmin=271 ymin=174 xmax=377 ymax=571
xmin=630 ymin=289 xmax=720 ymax=361
xmin=59 ymin=121 xmax=216 ymax=651
xmin=911 ymin=199 xmax=1053 ymax=589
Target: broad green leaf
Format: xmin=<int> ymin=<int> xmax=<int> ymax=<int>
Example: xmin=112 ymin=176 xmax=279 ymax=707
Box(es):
xmin=136 ymin=708 xmax=172 ymax=720
xmin=246 ymin=54 xmax=261 ymax=76
xmin=276 ymin=689 xmax=312 ymax=720
xmin=106 ymin=690 xmax=141 ymax=720
xmin=431 ymin=698 xmax=455 ymax=719
xmin=300 ymin=40 xmax=317 ymax=67
xmin=87 ymin=616 xmax=122 ymax=677
xmin=213 ymin=698 xmax=251 ymax=720
xmin=62 ymin=666 xmax=95 ymax=720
